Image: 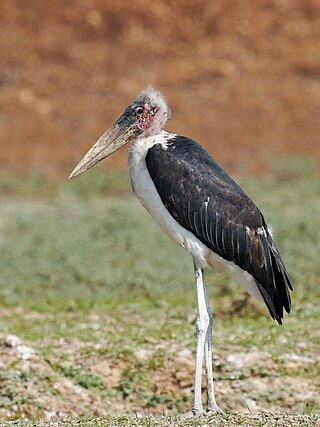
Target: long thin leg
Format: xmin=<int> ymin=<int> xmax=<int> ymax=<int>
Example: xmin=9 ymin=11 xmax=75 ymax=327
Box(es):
xmin=192 ymin=258 xmax=209 ymax=415
xmin=203 ymin=280 xmax=220 ymax=412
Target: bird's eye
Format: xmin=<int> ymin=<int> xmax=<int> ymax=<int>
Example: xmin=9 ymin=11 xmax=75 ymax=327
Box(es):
xmin=134 ymin=106 xmax=144 ymax=116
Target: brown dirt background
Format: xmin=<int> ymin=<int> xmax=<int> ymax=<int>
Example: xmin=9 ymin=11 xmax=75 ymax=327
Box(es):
xmin=1 ymin=0 xmax=320 ymax=179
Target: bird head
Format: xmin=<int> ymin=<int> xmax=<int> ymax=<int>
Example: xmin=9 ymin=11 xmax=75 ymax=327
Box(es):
xmin=69 ymin=86 xmax=170 ymax=179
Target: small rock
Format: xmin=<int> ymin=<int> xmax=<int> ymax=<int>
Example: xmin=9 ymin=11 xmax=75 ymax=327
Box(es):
xmin=226 ymin=351 xmax=272 ymax=369
xmin=134 ymin=348 xmax=154 ymax=361
xmin=4 ymin=334 xmax=37 ymax=360
xmin=4 ymin=334 xmax=22 ymax=348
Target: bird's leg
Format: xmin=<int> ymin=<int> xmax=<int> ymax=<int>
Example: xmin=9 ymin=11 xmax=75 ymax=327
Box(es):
xmin=203 ymin=279 xmax=221 ymax=413
xmin=191 ymin=258 xmax=209 ymax=416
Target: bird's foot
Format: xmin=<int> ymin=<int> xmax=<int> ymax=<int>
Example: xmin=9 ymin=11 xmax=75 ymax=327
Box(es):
xmin=183 ymin=404 xmax=224 ymax=418
xmin=206 ymin=404 xmax=225 ymax=415
xmin=182 ymin=408 xmax=206 ymax=418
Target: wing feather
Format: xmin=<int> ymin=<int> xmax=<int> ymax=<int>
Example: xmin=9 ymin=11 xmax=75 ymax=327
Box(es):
xmin=145 ymin=136 xmax=292 ymax=323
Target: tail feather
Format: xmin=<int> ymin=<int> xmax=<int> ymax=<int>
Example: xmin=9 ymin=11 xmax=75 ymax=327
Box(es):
xmin=254 ymin=234 xmax=292 ymax=324
xmin=248 ymin=222 xmax=293 ymax=324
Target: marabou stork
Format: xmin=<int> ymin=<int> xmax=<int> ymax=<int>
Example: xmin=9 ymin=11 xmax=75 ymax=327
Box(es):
xmin=69 ymin=87 xmax=292 ymax=416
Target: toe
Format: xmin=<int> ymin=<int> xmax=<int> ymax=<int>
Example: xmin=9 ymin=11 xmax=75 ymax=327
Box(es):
xmin=182 ymin=408 xmax=205 ymax=418
xmin=206 ymin=405 xmax=225 ymax=415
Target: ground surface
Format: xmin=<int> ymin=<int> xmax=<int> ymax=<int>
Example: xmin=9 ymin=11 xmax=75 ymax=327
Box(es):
xmin=0 ymin=165 xmax=319 ymax=424
xmin=2 ymin=414 xmax=320 ymax=427
xmin=1 ymin=0 xmax=320 ymax=178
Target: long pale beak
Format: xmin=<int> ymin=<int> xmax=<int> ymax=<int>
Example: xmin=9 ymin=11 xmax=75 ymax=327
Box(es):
xmin=69 ymin=121 xmax=137 ymax=180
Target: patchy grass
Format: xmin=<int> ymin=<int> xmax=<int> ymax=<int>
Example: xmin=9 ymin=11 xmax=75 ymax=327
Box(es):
xmin=2 ymin=413 xmax=320 ymax=427
xmin=0 ymin=163 xmax=319 ymax=422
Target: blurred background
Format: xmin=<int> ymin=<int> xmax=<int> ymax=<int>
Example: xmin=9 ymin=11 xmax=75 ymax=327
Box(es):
xmin=0 ymin=0 xmax=319 ymax=422
xmin=1 ymin=0 xmax=319 ymax=181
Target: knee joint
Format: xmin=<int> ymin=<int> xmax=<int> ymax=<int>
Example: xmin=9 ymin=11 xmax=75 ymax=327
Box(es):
xmin=195 ymin=314 xmax=210 ymax=334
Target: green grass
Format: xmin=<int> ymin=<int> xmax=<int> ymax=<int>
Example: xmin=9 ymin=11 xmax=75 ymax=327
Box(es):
xmin=0 ymin=160 xmax=319 ymax=423
xmin=0 ymin=165 xmax=319 ymax=311
xmin=0 ymin=168 xmax=130 ymax=199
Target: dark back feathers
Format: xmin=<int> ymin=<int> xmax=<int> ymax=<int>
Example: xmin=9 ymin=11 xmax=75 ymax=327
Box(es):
xmin=146 ymin=136 xmax=292 ymax=323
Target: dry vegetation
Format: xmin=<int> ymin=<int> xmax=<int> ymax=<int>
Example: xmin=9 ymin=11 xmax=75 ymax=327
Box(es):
xmin=1 ymin=0 xmax=320 ymax=178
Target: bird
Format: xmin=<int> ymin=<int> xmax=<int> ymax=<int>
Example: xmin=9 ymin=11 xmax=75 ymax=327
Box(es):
xmin=69 ymin=86 xmax=292 ymax=416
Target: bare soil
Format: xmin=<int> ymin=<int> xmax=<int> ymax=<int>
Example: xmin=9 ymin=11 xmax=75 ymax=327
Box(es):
xmin=1 ymin=333 xmax=319 ymax=421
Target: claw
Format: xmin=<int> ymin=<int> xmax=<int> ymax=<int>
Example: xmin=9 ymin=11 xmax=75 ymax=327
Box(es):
xmin=206 ymin=405 xmax=225 ymax=415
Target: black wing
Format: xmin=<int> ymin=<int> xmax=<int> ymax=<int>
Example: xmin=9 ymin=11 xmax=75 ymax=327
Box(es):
xmin=146 ymin=136 xmax=292 ymax=323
